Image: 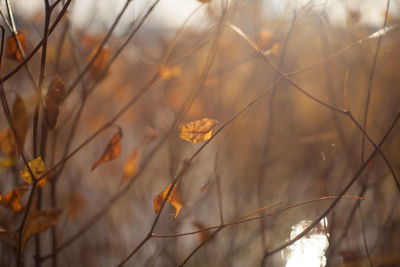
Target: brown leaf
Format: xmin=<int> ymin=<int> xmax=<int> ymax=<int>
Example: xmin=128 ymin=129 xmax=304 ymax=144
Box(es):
xmin=179 ymin=118 xmax=217 ymax=144
xmin=12 ymin=95 xmax=28 ymax=154
xmin=153 ymin=184 xmax=183 ymax=218
xmin=0 ymin=129 xmax=16 ymax=155
xmin=89 ymin=45 xmax=110 ymax=79
xmin=22 ymin=210 xmax=62 ymax=249
xmin=6 ymin=32 xmax=26 ymax=62
xmin=44 ymin=76 xmax=66 ymax=130
xmin=0 ymin=184 xmax=29 ymax=212
xmin=91 ymin=128 xmax=123 ymax=170
xmin=119 ymin=148 xmax=139 ymax=187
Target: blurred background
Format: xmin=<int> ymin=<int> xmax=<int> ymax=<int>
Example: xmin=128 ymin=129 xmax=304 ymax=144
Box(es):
xmin=1 ymin=0 xmax=400 ymax=266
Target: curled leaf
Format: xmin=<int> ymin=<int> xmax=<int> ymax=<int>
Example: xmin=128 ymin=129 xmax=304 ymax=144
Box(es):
xmin=158 ymin=65 xmax=182 ymax=80
xmin=6 ymin=32 xmax=26 ymax=62
xmin=0 ymin=129 xmax=16 ymax=155
xmin=22 ymin=210 xmax=62 ymax=249
xmin=91 ymin=128 xmax=123 ymax=170
xmin=179 ymin=118 xmax=217 ymax=144
xmin=153 ymin=184 xmax=183 ymax=218
xmin=89 ymin=44 xmax=110 ymax=79
xmin=45 ymin=76 xmax=66 ymax=130
xmin=0 ymin=184 xmax=29 ymax=212
xmin=12 ymin=95 xmax=28 ymax=154
xmin=119 ymin=148 xmax=139 ymax=187
xmin=20 ymin=157 xmax=47 ymax=188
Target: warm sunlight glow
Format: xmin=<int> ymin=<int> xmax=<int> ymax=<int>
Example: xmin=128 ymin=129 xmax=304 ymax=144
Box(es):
xmin=285 ymin=218 xmax=329 ymax=267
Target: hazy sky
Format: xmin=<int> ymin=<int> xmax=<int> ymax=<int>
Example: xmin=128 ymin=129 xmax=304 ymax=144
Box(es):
xmin=3 ymin=0 xmax=400 ymax=32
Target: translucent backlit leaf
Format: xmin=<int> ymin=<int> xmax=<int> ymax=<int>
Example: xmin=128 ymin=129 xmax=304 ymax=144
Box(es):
xmin=91 ymin=128 xmax=123 ymax=170
xmin=6 ymin=32 xmax=26 ymax=62
xmin=20 ymin=157 xmax=47 ymax=188
xmin=22 ymin=210 xmax=62 ymax=249
xmin=120 ymin=148 xmax=139 ymax=187
xmin=89 ymin=45 xmax=110 ymax=79
xmin=153 ymin=184 xmax=183 ymax=218
xmin=44 ymin=76 xmax=66 ymax=130
xmin=12 ymin=95 xmax=28 ymax=154
xmin=158 ymin=65 xmax=182 ymax=80
xmin=179 ymin=118 xmax=217 ymax=144
xmin=0 ymin=184 xmax=29 ymax=212
xmin=0 ymin=129 xmax=15 ymax=155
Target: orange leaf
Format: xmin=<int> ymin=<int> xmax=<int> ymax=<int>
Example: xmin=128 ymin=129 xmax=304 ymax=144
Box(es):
xmin=0 ymin=184 xmax=29 ymax=212
xmin=91 ymin=128 xmax=123 ymax=170
xmin=179 ymin=118 xmax=217 ymax=144
xmin=12 ymin=95 xmax=28 ymax=154
xmin=119 ymin=148 xmax=139 ymax=187
xmin=89 ymin=45 xmax=110 ymax=79
xmin=0 ymin=129 xmax=16 ymax=156
xmin=6 ymin=32 xmax=26 ymax=62
xmin=158 ymin=65 xmax=182 ymax=80
xmin=22 ymin=210 xmax=61 ymax=249
xmin=44 ymin=76 xmax=66 ymax=130
xmin=153 ymin=184 xmax=183 ymax=218
xmin=66 ymin=194 xmax=85 ymax=219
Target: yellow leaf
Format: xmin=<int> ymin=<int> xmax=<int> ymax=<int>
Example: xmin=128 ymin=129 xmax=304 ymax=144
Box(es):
xmin=0 ymin=184 xmax=29 ymax=212
xmin=0 ymin=129 xmax=16 ymax=155
xmin=179 ymin=118 xmax=217 ymax=144
xmin=0 ymin=157 xmax=16 ymax=169
xmin=119 ymin=148 xmax=139 ymax=187
xmin=22 ymin=210 xmax=61 ymax=249
xmin=12 ymin=95 xmax=28 ymax=154
xmin=153 ymin=184 xmax=183 ymax=218
xmin=91 ymin=128 xmax=123 ymax=170
xmin=158 ymin=65 xmax=182 ymax=80
xmin=6 ymin=32 xmax=26 ymax=62
xmin=20 ymin=157 xmax=47 ymax=188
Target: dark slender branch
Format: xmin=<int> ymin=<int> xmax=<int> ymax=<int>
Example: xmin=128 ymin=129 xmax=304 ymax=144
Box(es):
xmin=361 ymin=0 xmax=390 ymax=163
xmin=0 ymin=0 xmax=72 ymax=84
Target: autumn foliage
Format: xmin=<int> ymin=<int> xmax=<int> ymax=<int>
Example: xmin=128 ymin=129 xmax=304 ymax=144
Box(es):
xmin=1 ymin=1 xmax=400 ymax=267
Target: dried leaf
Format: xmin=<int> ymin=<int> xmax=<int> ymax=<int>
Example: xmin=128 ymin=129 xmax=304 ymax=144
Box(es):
xmin=153 ymin=184 xmax=183 ymax=218
xmin=6 ymin=32 xmax=26 ymax=62
xmin=119 ymin=148 xmax=139 ymax=187
xmin=20 ymin=157 xmax=47 ymax=188
xmin=0 ymin=184 xmax=29 ymax=212
xmin=91 ymin=128 xmax=123 ymax=170
xmin=179 ymin=118 xmax=217 ymax=144
xmin=0 ymin=129 xmax=15 ymax=155
xmin=12 ymin=95 xmax=28 ymax=154
xmin=44 ymin=76 xmax=66 ymax=130
xmin=89 ymin=45 xmax=110 ymax=79
xmin=158 ymin=65 xmax=182 ymax=80
xmin=0 ymin=157 xmax=16 ymax=169
xmin=22 ymin=210 xmax=61 ymax=249
xmin=45 ymin=76 xmax=66 ymax=106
